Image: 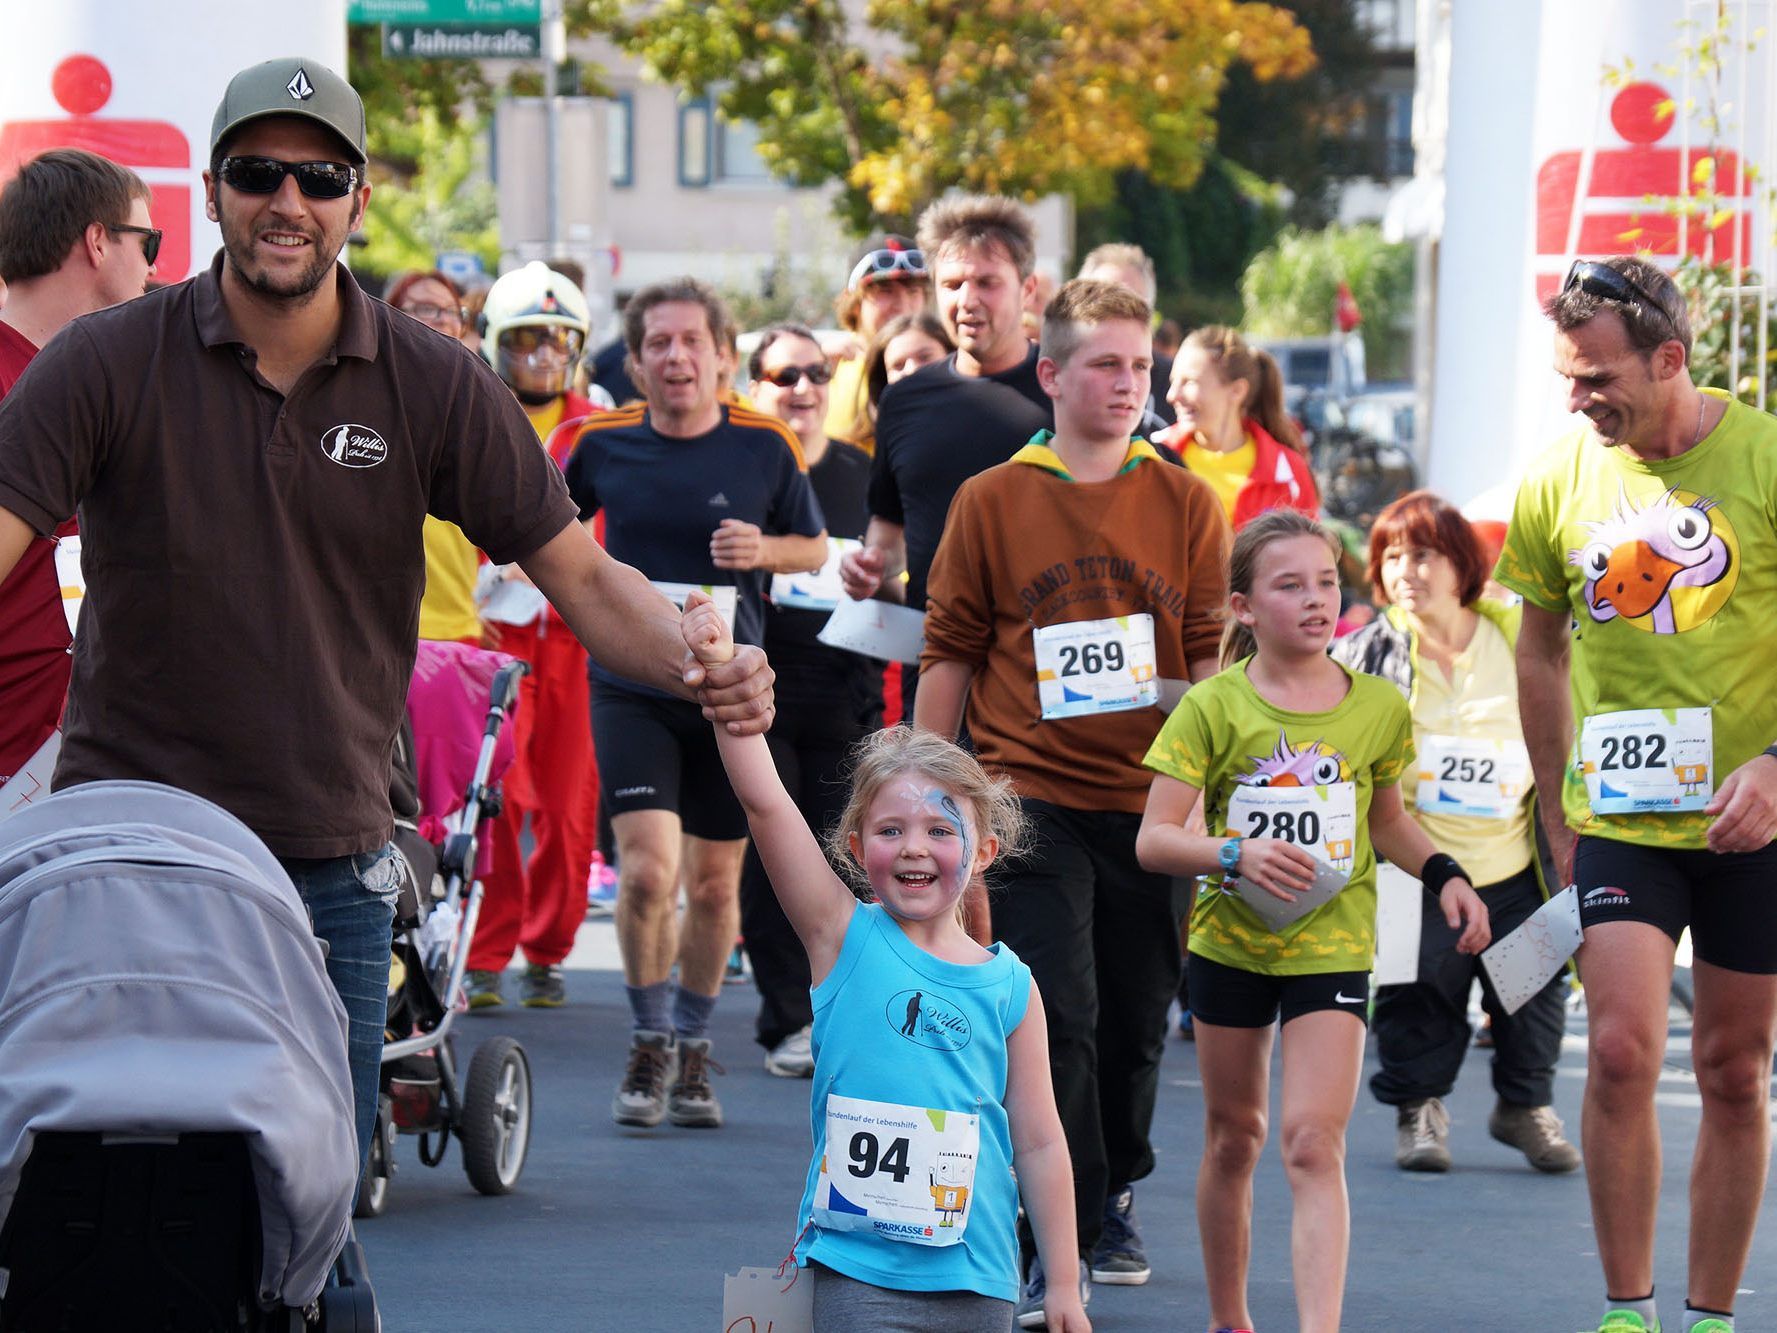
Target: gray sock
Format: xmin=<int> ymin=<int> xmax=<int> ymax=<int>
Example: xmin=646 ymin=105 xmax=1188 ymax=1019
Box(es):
xmin=672 ymin=984 xmax=718 ymax=1040
xmin=625 ymin=980 xmax=674 ymax=1034
xmin=1684 ymin=1305 xmax=1733 ymax=1331
xmin=1606 ymin=1293 xmax=1658 ymax=1329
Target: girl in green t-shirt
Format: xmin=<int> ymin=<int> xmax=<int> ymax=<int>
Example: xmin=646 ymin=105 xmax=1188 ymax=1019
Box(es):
xmin=1135 ymin=509 xmax=1490 ymax=1333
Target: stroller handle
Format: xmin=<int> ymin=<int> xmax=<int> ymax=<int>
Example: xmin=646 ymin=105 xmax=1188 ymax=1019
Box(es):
xmin=486 ymin=660 xmax=530 ymax=732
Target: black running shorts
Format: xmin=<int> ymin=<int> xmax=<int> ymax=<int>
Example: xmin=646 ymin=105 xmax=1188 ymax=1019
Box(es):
xmin=590 ymin=686 xmax=749 ymax=841
xmin=1574 ymin=835 xmax=1777 ymax=974
xmin=1186 ymin=952 xmax=1371 ymax=1028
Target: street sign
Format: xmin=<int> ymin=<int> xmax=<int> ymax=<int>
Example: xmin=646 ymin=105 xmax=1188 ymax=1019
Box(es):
xmin=383 ymin=24 xmax=541 ymax=59
xmin=350 ymin=0 xmax=540 ymax=25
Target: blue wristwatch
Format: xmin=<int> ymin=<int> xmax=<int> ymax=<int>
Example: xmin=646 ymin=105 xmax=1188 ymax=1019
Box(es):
xmin=1218 ymin=837 xmax=1243 ymax=876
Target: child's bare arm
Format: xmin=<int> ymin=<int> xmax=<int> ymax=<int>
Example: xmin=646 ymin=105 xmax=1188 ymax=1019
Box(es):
xmin=680 ymin=592 xmax=855 ymax=977
xmin=1006 ymin=987 xmax=1092 ymax=1333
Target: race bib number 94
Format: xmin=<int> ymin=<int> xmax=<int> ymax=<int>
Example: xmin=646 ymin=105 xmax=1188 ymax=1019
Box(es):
xmin=1033 ymin=614 xmax=1158 ymax=720
xmin=812 ymin=1094 xmax=979 ymax=1246
xmin=1579 ymin=707 xmax=1712 ymax=814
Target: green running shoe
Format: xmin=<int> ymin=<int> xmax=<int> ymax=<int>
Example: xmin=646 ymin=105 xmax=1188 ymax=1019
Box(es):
xmin=1685 ymin=1321 xmax=1731 ymax=1333
xmin=1591 ymin=1312 xmax=1660 ymax=1333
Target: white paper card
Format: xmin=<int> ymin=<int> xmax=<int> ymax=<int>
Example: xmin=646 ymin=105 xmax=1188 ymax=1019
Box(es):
xmin=817 ymin=598 xmax=926 ymax=664
xmin=1481 ymin=885 xmax=1582 ymax=1015
xmin=54 ymin=535 xmax=84 ymax=637
xmin=1372 ymin=863 xmax=1423 ymax=987
xmin=1 ymin=730 xmax=61 ymax=819
xmin=721 ymin=1265 xmax=813 ymax=1333
xmin=1232 ymin=856 xmax=1351 ymax=932
xmin=770 ymin=537 xmax=860 ymax=612
xmin=651 ymin=581 xmax=738 ymax=631
xmin=477 ymin=576 xmax=549 ymax=628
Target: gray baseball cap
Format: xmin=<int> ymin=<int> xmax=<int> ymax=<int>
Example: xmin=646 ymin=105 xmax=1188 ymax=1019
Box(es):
xmin=210 ymin=57 xmax=367 ymax=166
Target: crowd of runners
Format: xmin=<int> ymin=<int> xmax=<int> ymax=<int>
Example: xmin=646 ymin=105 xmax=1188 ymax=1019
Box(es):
xmin=0 ymin=52 xmax=1773 ymax=1333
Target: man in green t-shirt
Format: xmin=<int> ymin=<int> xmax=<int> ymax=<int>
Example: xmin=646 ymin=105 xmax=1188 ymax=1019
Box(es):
xmin=1496 ymin=256 xmax=1777 ymax=1333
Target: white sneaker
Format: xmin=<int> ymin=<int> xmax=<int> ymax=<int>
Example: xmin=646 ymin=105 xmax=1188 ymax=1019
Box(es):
xmin=764 ymin=1024 xmax=814 ymax=1078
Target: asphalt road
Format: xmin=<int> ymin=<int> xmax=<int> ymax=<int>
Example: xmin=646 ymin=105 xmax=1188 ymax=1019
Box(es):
xmin=355 ymin=919 xmax=1775 ymax=1332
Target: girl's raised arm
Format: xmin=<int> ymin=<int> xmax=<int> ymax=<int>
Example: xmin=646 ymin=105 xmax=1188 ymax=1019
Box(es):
xmin=681 ymin=592 xmax=855 ymax=977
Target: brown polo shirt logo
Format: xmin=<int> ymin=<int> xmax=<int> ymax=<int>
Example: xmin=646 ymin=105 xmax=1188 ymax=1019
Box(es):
xmin=321 ymin=422 xmax=388 ymax=468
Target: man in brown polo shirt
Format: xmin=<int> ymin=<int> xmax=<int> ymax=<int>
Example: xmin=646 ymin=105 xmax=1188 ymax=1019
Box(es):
xmin=0 ymin=57 xmax=775 ymax=1172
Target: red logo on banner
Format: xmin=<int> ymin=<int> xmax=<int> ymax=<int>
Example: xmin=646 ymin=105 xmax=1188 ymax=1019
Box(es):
xmin=0 ymin=55 xmax=192 ymax=282
xmin=1535 ymin=81 xmax=1754 ymax=299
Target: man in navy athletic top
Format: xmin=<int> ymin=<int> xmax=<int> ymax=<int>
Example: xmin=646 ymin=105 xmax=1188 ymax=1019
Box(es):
xmin=564 ymin=278 xmax=827 ymax=1131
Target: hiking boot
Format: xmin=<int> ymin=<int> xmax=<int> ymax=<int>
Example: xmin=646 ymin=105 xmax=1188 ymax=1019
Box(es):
xmin=1013 ymin=1255 xmax=1090 ymax=1329
xmin=1489 ymin=1101 xmax=1582 ymax=1173
xmin=520 ymin=963 xmax=566 ymax=1008
xmin=465 ymin=969 xmax=504 ymax=1009
xmin=1396 ymin=1097 xmax=1451 ymax=1172
xmin=611 ymin=1030 xmax=676 ymax=1127
xmin=1088 ymin=1186 xmax=1151 ymax=1285
xmin=763 ymin=1024 xmax=814 ymax=1078
xmin=1591 ymin=1312 xmax=1660 ymax=1332
xmin=668 ymin=1036 xmax=725 ymax=1127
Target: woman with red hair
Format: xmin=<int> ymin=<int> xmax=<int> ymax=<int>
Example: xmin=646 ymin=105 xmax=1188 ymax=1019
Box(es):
xmin=1332 ymin=490 xmax=1579 ymax=1177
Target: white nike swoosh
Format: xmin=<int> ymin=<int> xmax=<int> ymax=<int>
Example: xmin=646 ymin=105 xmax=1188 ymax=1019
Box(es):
xmin=1335 ymin=992 xmax=1365 ymax=1004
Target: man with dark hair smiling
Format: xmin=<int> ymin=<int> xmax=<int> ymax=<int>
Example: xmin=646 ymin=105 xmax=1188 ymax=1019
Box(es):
xmin=0 ymin=148 xmax=156 ymax=787
xmin=1498 ymin=255 xmax=1777 ymax=1333
xmin=0 ymin=57 xmax=777 ymax=1174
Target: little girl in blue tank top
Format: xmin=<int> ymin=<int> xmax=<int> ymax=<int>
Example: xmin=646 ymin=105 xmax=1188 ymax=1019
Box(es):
xmin=682 ymin=592 xmax=1090 ymax=1332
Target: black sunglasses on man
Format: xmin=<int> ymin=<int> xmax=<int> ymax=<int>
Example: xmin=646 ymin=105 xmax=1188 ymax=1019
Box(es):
xmin=108 ymin=223 xmax=162 ymax=267
xmin=217 ymin=156 xmax=359 ymax=200
xmin=1561 ymin=260 xmax=1680 ymax=337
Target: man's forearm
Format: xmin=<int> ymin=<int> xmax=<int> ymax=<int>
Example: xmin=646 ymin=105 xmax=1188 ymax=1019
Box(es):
xmin=757 ymin=531 xmax=830 ymax=575
xmin=912 ymin=659 xmax=973 ymax=739
xmin=1517 ymin=643 xmax=1575 ymax=834
xmin=522 ymin=526 xmax=690 ymax=699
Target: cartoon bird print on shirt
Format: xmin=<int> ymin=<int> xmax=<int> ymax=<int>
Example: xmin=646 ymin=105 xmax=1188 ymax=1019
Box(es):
xmin=1237 ymin=733 xmax=1349 ymax=788
xmin=1570 ymin=487 xmax=1732 ymax=634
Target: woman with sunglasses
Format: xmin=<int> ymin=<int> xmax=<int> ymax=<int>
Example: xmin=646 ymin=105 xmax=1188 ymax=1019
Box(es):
xmin=1331 ymin=490 xmax=1578 ymax=1177
xmin=739 ymin=323 xmax=885 ymax=1080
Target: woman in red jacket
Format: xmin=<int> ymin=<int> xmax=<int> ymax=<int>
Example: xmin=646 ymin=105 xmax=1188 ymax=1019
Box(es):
xmin=1155 ymin=325 xmax=1317 ymax=531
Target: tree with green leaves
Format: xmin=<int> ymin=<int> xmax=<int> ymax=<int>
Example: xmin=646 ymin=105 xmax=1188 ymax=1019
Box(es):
xmin=1240 ymin=223 xmax=1414 ymax=378
xmin=580 ymin=0 xmax=1314 ymax=235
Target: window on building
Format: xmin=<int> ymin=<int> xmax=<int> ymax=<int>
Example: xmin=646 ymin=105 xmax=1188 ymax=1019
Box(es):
xmin=1384 ymin=90 xmax=1414 ymax=177
xmin=715 ymin=116 xmax=773 ymax=185
xmin=678 ymin=99 xmax=711 ymax=187
xmin=609 ymin=91 xmax=634 ymax=188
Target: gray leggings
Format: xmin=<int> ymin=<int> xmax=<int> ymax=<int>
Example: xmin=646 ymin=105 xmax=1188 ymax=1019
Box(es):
xmin=809 ymin=1262 xmax=1014 ymax=1332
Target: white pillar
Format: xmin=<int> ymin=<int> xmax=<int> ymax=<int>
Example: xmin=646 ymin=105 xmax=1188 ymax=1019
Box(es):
xmin=0 ymin=3 xmax=348 ymax=286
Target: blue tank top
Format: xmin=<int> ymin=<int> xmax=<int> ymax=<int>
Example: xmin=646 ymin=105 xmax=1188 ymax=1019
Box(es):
xmin=793 ymin=902 xmax=1032 ymax=1302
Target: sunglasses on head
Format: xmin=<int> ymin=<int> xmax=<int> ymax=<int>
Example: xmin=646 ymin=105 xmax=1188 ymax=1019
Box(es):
xmin=850 ymin=246 xmax=927 ymax=289
xmin=218 ymin=155 xmax=359 ymax=200
xmin=1561 ymin=260 xmax=1679 ymax=334
xmin=108 ymin=223 xmax=162 ymax=266
xmin=758 ymin=362 xmax=833 ymax=388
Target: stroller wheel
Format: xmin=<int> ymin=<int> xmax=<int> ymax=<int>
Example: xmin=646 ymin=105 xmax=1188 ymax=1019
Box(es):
xmin=353 ymin=1100 xmax=393 ymax=1219
xmin=461 ymin=1036 xmax=532 ymax=1196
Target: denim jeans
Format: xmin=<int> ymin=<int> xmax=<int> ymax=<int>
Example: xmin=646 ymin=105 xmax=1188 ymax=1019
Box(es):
xmin=277 ymin=845 xmax=399 ymax=1173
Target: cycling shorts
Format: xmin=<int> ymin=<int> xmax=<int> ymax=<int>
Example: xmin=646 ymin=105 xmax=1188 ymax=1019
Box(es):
xmin=1186 ymin=951 xmax=1371 ymax=1029
xmin=590 ymin=686 xmax=748 ymax=841
xmin=1574 ymin=835 xmax=1777 ymax=974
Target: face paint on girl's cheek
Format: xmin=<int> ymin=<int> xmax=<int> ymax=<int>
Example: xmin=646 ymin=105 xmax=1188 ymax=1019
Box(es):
xmin=926 ymin=789 xmax=974 ymax=886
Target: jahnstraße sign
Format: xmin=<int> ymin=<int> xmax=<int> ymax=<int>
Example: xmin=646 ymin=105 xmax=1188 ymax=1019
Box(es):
xmin=383 ymin=23 xmax=541 ymax=58
xmin=349 ymin=0 xmax=541 ymax=25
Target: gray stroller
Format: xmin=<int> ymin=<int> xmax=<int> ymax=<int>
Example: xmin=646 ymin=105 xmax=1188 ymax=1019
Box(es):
xmin=0 ymin=781 xmax=374 ymax=1331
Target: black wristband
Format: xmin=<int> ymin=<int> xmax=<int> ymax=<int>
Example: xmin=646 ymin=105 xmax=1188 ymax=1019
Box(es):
xmin=1421 ymin=852 xmax=1468 ymax=896
xmin=1764 ymin=743 xmax=1777 ymax=762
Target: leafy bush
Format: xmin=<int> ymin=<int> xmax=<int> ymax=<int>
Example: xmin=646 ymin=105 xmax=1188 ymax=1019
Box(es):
xmin=1239 ymin=224 xmax=1414 ymax=379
